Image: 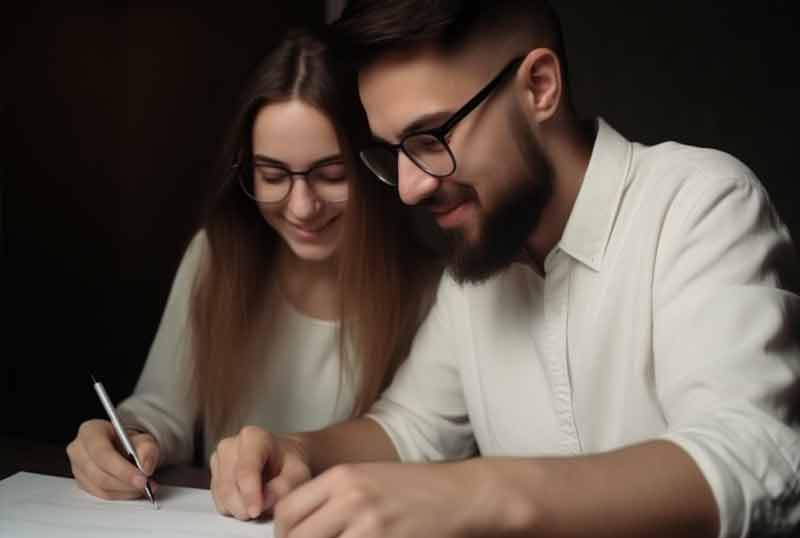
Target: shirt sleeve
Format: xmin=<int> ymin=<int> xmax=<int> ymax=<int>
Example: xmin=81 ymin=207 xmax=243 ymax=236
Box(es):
xmin=653 ymin=162 xmax=800 ymax=538
xmin=366 ymin=276 xmax=477 ymax=462
xmin=116 ymin=231 xmax=207 ymax=467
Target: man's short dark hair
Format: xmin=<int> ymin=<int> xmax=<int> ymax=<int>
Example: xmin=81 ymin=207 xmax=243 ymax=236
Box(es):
xmin=333 ymin=0 xmax=568 ymax=79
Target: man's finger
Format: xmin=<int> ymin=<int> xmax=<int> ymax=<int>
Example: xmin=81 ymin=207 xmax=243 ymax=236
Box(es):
xmin=263 ymin=454 xmax=311 ymax=511
xmin=210 ymin=450 xmax=229 ymax=515
xmin=236 ymin=426 xmax=276 ymax=519
xmin=274 ymin=468 xmax=346 ymax=535
xmin=217 ymin=438 xmax=249 ymax=520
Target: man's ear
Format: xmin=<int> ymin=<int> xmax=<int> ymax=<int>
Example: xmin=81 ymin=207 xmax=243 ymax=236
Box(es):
xmin=517 ymin=48 xmax=563 ymax=123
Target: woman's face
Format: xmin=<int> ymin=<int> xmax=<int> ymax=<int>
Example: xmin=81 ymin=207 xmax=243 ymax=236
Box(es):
xmin=250 ymin=99 xmax=348 ymax=262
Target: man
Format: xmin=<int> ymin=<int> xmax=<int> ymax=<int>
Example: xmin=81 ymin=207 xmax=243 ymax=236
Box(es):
xmin=209 ymin=2 xmax=800 ymax=536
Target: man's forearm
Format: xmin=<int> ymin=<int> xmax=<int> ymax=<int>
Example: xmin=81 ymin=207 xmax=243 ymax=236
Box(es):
xmin=291 ymin=417 xmax=400 ymax=475
xmin=468 ymin=440 xmax=719 ymax=538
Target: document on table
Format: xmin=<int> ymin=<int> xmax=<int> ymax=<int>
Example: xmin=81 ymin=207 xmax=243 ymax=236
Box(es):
xmin=0 ymin=471 xmax=275 ymax=537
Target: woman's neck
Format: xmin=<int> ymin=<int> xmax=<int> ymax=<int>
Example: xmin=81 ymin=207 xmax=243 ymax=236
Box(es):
xmin=276 ymin=245 xmax=340 ymax=321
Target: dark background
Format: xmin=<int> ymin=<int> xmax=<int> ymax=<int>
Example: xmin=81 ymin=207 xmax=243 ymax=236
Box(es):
xmin=2 ymin=3 xmax=327 ymax=443
xmin=2 ymin=2 xmax=798 ymax=445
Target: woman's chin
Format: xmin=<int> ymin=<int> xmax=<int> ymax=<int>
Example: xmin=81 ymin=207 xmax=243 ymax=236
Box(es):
xmin=286 ymin=242 xmax=339 ymax=262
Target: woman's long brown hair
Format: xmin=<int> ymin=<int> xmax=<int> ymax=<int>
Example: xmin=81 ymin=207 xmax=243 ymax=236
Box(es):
xmin=337 ymin=157 xmax=444 ymax=415
xmin=191 ymin=27 xmax=442 ymax=439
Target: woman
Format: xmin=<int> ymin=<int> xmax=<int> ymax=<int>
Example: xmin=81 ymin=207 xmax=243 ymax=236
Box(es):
xmin=66 ymin=27 xmax=442 ymax=500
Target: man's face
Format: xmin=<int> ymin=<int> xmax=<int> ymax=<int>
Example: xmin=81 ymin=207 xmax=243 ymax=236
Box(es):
xmin=358 ymin=50 xmax=552 ymax=283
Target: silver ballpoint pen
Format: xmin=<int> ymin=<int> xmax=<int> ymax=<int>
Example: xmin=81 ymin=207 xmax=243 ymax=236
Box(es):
xmin=91 ymin=374 xmax=158 ymax=508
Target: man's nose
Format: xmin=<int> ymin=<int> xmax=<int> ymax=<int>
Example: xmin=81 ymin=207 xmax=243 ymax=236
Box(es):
xmin=397 ymin=152 xmax=440 ymax=206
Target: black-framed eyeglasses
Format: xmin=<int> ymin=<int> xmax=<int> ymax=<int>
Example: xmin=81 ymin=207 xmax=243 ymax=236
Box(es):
xmin=234 ymin=160 xmax=349 ymax=204
xmin=359 ymin=56 xmax=524 ymax=187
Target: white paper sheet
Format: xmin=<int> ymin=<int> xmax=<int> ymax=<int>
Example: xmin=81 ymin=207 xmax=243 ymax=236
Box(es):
xmin=0 ymin=472 xmax=274 ymax=537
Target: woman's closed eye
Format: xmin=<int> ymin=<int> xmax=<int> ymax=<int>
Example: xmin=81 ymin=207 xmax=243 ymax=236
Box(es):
xmin=255 ymin=166 xmax=290 ymax=184
xmin=311 ymin=162 xmax=347 ymax=182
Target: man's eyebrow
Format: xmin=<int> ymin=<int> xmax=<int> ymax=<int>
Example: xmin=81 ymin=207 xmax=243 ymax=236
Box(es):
xmin=396 ymin=110 xmax=453 ymax=140
xmin=370 ymin=110 xmax=454 ymax=145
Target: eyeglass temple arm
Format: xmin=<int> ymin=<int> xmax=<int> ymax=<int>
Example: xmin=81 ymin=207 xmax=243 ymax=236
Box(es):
xmin=435 ymin=57 xmax=525 ymax=135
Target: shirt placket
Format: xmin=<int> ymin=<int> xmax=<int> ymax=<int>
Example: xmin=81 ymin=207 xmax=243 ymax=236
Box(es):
xmin=543 ymin=251 xmax=582 ymax=455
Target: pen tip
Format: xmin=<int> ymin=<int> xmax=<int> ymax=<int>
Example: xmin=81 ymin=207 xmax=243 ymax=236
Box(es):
xmin=90 ymin=373 xmax=97 ymax=384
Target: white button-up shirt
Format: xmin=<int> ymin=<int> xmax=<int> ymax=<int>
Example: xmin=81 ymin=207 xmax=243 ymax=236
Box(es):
xmin=368 ymin=119 xmax=800 ymax=537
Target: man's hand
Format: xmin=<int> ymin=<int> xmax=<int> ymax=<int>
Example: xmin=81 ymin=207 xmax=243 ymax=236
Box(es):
xmin=210 ymin=425 xmax=311 ymax=520
xmin=270 ymin=441 xmax=719 ymax=538
xmin=272 ymin=460 xmax=506 ymax=538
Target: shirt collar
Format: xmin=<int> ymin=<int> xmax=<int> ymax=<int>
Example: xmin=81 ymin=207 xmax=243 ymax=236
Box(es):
xmin=557 ymin=118 xmax=633 ymax=271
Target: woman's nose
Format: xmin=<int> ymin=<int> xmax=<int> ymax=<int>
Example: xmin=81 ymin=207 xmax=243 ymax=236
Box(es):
xmin=285 ymin=177 xmax=320 ymax=219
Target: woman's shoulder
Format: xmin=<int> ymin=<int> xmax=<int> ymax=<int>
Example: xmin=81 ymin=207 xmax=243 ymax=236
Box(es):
xmin=170 ymin=228 xmax=211 ymax=283
xmin=186 ymin=228 xmax=210 ymax=257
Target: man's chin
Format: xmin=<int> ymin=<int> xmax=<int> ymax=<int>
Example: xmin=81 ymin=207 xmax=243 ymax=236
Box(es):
xmin=443 ymin=231 xmax=520 ymax=285
xmin=439 ymin=162 xmax=550 ymax=285
xmin=442 ymin=194 xmax=543 ymax=284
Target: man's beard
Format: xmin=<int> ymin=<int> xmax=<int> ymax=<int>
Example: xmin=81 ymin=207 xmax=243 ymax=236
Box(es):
xmin=443 ymin=174 xmax=550 ymax=284
xmin=444 ymin=117 xmax=552 ymax=284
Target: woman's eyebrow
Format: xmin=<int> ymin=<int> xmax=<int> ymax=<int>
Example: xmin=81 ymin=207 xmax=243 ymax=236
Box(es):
xmin=252 ymin=153 xmax=344 ymax=168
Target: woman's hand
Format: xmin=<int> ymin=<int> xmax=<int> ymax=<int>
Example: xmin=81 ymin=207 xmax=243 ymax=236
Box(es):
xmin=66 ymin=418 xmax=160 ymax=499
xmin=210 ymin=425 xmax=312 ymax=520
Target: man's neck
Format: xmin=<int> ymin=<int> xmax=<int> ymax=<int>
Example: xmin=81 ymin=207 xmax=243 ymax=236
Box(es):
xmin=525 ymin=118 xmax=596 ymax=270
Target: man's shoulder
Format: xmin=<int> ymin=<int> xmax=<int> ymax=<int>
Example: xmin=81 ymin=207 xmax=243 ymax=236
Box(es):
xmin=634 ymin=139 xmax=757 ymax=187
xmin=627 ymin=138 xmax=773 ymax=223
